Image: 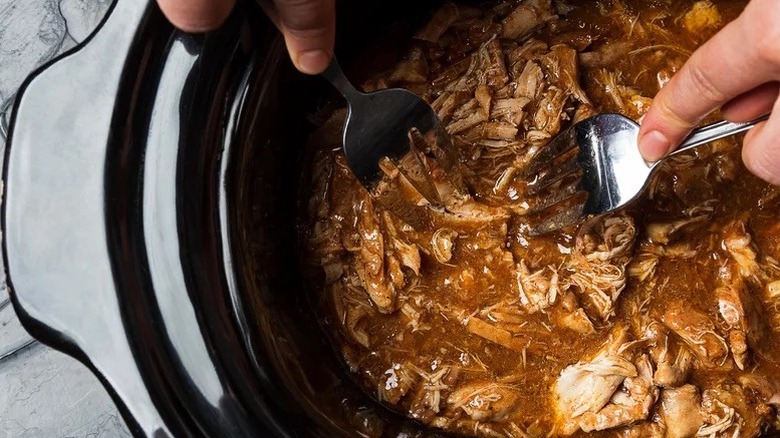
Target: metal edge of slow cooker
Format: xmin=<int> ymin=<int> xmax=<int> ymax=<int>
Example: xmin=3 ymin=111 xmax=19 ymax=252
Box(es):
xmin=1 ymin=0 xmax=455 ymax=436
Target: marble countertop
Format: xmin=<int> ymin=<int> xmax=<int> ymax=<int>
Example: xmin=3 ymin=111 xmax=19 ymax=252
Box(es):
xmin=0 ymin=1 xmax=131 ymax=436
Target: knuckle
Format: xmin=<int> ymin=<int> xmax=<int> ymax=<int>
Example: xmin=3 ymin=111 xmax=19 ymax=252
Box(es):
xmin=278 ymin=0 xmax=330 ymax=31
xmin=284 ymin=24 xmax=330 ymax=42
xmin=686 ymin=63 xmax=727 ymax=105
xmin=751 ymin=1 xmax=780 ymax=64
xmin=656 ymin=91 xmax=695 ymax=128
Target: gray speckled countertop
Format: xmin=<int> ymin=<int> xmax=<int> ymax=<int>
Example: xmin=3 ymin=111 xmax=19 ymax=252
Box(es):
xmin=0 ymin=1 xmax=131 ymax=436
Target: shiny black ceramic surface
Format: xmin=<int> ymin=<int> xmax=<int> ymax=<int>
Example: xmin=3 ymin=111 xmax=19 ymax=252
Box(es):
xmin=2 ymin=0 xmax=446 ymax=436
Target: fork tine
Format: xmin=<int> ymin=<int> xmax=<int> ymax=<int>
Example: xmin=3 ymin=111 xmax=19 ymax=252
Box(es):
xmin=526 ymin=177 xmax=585 ymax=214
xmin=392 ymin=129 xmax=444 ymax=207
xmin=521 ymin=126 xmax=577 ymax=178
xmin=429 ymin=124 xmax=470 ymax=194
xmin=528 ymin=201 xmax=586 ymax=236
xmin=524 ymin=151 xmax=582 ymax=196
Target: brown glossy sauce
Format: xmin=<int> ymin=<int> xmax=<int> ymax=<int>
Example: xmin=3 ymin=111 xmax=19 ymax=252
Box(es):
xmin=301 ymin=1 xmax=780 ymax=436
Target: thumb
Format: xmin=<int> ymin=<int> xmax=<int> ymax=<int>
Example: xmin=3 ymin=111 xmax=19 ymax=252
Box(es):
xmin=273 ymin=0 xmax=335 ymax=75
xmin=742 ymin=100 xmax=780 ymax=186
xmin=157 ymin=0 xmax=236 ymax=32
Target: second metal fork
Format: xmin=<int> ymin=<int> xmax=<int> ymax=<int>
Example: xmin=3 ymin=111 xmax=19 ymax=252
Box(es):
xmin=523 ymin=113 xmax=770 ymax=235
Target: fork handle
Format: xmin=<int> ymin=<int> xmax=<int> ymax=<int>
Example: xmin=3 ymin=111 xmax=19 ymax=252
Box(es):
xmin=669 ymin=113 xmax=770 ymax=156
xmin=321 ymin=58 xmax=364 ymax=101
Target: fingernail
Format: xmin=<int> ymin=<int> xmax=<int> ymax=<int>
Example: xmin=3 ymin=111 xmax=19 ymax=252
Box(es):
xmin=639 ymin=130 xmax=671 ymax=161
xmin=297 ymin=50 xmax=330 ymax=75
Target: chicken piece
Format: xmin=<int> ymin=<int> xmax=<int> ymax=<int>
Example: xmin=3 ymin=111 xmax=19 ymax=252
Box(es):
xmin=332 ymin=280 xmax=376 ymax=347
xmin=768 ymin=280 xmax=780 ymax=299
xmin=682 ymin=1 xmax=722 ymax=35
xmin=490 ymin=97 xmax=531 ymax=126
xmin=375 ymin=158 xmax=431 ymax=212
xmin=514 ymin=59 xmax=545 ymax=100
xmin=578 ymin=354 xmax=659 ymax=432
xmin=553 ymin=325 xmax=637 ymax=435
xmin=700 ymin=385 xmax=771 ymax=438
xmin=462 ymin=314 xmax=531 ymax=352
xmin=432 ymin=90 xmax=472 ymax=122
xmin=475 ymin=84 xmax=492 ymax=118
xmin=447 ymin=381 xmax=520 ymax=422
xmin=430 ymin=228 xmax=458 ymax=264
xmin=477 ymin=38 xmax=510 ymax=87
xmin=479 ymin=121 xmax=519 ymax=140
xmin=723 ymin=219 xmax=763 ymax=282
xmin=550 ymin=29 xmax=593 ymax=51
xmin=435 ymin=298 xmax=532 ymax=353
xmin=567 ymin=215 xmax=636 ymax=321
xmin=572 ymin=103 xmax=596 ymax=123
xmin=579 ymin=41 xmax=632 ymax=68
xmin=656 ymin=385 xmax=704 ymax=438
xmin=577 ymin=215 xmax=636 ymax=262
xmin=530 ymin=87 xmax=567 ymax=140
xmin=415 ymin=2 xmax=460 ymax=43
xmin=388 ymin=47 xmax=429 ymax=84
xmin=381 ymin=212 xmax=422 ymax=277
xmin=479 ymin=300 xmax=527 ymax=332
xmin=592 ymin=69 xmax=652 ymax=121
xmin=567 ymin=256 xmax=626 ymax=321
xmin=378 ymin=363 xmax=418 ymax=404
xmin=400 ymin=302 xmax=427 ymax=332
xmin=540 ymin=44 xmax=591 ymax=104
xmin=434 ymin=192 xmax=511 ymax=229
xmin=618 ymin=422 xmax=665 ymax=438
xmin=515 ymin=261 xmax=560 ymax=313
xmin=767 ymin=278 xmax=780 ymax=330
xmin=662 ymin=303 xmax=728 ymax=368
xmin=628 ymin=256 xmax=658 ymax=282
xmin=433 ymin=57 xmax=472 ymax=90
xmin=555 ymin=307 xmax=596 ymax=334
xmin=655 ymin=346 xmax=693 ymax=389
xmin=507 ymin=38 xmax=548 ymax=66
xmin=639 ymin=242 xmax=698 ymax=261
xmin=715 ymin=266 xmax=768 ymax=370
xmin=738 ymin=373 xmax=780 ymax=405
xmin=352 ymin=193 xmax=399 ymax=313
xmin=643 ymin=321 xmax=693 ymax=388
xmin=447 ymin=109 xmax=488 ymax=134
xmin=408 ymin=364 xmax=459 ymax=418
xmin=501 ymin=0 xmax=557 ymax=40
xmin=645 ymin=215 xmax=707 ymax=245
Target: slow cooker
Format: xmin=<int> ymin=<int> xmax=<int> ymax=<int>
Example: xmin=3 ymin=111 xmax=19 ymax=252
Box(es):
xmin=2 ymin=0 xmax=446 ymax=436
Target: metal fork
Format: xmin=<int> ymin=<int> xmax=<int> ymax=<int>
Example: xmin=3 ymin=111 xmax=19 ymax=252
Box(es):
xmin=256 ymin=0 xmax=446 ymax=200
xmin=524 ymin=113 xmax=770 ymax=235
xmin=323 ymin=58 xmax=444 ymax=200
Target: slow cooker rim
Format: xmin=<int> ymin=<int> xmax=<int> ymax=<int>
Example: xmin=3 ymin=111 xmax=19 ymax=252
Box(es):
xmin=0 ymin=0 xmax=302 ymax=436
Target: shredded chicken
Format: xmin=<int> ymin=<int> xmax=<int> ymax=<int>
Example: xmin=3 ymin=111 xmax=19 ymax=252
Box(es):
xmin=723 ymin=219 xmax=763 ymax=282
xmin=662 ymin=302 xmax=728 ymax=368
xmin=577 ymin=354 xmax=658 ymax=432
xmin=657 ymin=385 xmax=704 ymax=438
xmin=644 ymin=321 xmax=693 ymax=388
xmin=501 ymin=0 xmax=557 ymax=40
xmin=300 ymin=1 xmax=780 ymax=437
xmin=447 ymin=381 xmax=521 ymax=422
xmin=553 ymin=325 xmax=641 ymax=435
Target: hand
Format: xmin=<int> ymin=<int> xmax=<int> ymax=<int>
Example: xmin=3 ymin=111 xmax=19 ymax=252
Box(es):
xmin=156 ymin=0 xmax=335 ymax=74
xmin=638 ymin=0 xmax=780 ymax=185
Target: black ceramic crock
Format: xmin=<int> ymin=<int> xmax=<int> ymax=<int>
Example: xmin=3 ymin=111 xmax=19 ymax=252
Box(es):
xmin=2 ymin=0 xmax=446 ymax=436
